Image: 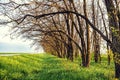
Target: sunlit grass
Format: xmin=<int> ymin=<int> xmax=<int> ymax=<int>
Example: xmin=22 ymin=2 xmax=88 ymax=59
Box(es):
xmin=0 ymin=52 xmax=24 ymax=54
xmin=0 ymin=53 xmax=115 ymax=80
xmin=0 ymin=52 xmax=40 ymax=54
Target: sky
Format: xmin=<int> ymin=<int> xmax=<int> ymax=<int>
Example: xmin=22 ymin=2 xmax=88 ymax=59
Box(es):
xmin=0 ymin=26 xmax=44 ymax=53
xmin=0 ymin=0 xmax=44 ymax=53
xmin=0 ymin=0 xmax=107 ymax=54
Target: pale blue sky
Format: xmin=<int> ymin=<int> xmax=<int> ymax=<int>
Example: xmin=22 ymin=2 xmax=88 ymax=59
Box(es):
xmin=0 ymin=26 xmax=44 ymax=53
xmin=0 ymin=0 xmax=44 ymax=53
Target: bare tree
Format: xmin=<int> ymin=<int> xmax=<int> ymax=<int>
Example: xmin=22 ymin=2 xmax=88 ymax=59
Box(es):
xmin=104 ymin=0 xmax=120 ymax=78
xmin=1 ymin=0 xmax=120 ymax=78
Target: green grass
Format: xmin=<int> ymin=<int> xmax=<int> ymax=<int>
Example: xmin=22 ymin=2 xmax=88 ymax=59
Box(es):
xmin=0 ymin=52 xmax=37 ymax=54
xmin=0 ymin=53 xmax=115 ymax=80
xmin=0 ymin=52 xmax=19 ymax=54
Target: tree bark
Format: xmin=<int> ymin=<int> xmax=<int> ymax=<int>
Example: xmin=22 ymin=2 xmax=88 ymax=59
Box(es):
xmin=83 ymin=0 xmax=91 ymax=67
xmin=114 ymin=62 xmax=120 ymax=78
xmin=104 ymin=0 xmax=120 ymax=78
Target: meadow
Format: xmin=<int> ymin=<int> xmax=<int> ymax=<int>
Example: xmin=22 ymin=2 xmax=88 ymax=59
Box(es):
xmin=0 ymin=53 xmax=115 ymax=80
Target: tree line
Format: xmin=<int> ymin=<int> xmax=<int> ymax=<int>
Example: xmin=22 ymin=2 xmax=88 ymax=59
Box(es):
xmin=0 ymin=0 xmax=120 ymax=78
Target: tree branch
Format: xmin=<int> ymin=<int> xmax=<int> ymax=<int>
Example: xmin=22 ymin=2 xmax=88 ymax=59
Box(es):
xmin=18 ymin=11 xmax=112 ymax=44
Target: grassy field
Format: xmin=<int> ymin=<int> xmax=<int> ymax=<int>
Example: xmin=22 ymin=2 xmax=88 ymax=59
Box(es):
xmin=0 ymin=53 xmax=115 ymax=80
xmin=0 ymin=52 xmax=33 ymax=54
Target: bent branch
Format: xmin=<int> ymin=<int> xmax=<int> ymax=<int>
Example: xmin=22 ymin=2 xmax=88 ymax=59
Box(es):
xmin=17 ymin=11 xmax=112 ymax=44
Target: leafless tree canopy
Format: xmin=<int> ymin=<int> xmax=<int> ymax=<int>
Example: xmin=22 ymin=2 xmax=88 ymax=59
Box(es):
xmin=0 ymin=0 xmax=120 ymax=78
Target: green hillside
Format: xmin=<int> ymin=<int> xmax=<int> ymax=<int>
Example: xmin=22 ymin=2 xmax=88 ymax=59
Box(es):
xmin=0 ymin=54 xmax=115 ymax=80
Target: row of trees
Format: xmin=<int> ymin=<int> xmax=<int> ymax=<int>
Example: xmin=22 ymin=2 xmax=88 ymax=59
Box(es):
xmin=0 ymin=0 xmax=120 ymax=78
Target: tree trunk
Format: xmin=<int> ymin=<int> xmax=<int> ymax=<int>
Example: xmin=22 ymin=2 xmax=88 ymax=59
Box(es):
xmin=83 ymin=0 xmax=91 ymax=67
xmin=113 ymin=52 xmax=120 ymax=78
xmin=93 ymin=31 xmax=101 ymax=63
xmin=81 ymin=53 xmax=87 ymax=67
xmin=107 ymin=45 xmax=111 ymax=65
xmin=112 ymin=36 xmax=120 ymax=78
xmin=94 ymin=45 xmax=100 ymax=63
xmin=104 ymin=0 xmax=120 ymax=78
xmin=114 ymin=62 xmax=120 ymax=78
xmin=67 ymin=40 xmax=73 ymax=61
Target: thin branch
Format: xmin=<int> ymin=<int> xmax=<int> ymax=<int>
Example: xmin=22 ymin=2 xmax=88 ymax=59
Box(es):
xmin=18 ymin=10 xmax=112 ymax=44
